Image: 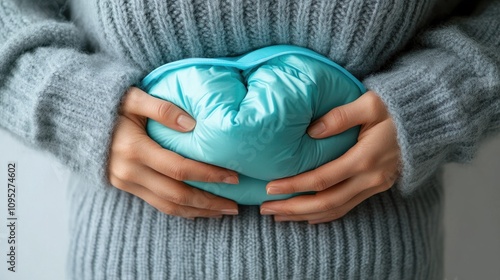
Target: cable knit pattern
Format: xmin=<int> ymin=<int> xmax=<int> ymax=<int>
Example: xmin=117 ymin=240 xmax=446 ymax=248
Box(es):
xmin=1 ymin=0 xmax=499 ymax=279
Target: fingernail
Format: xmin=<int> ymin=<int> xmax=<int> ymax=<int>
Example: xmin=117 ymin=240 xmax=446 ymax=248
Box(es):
xmin=260 ymin=208 xmax=277 ymax=215
xmin=266 ymin=187 xmax=282 ymax=195
xmin=307 ymin=121 xmax=325 ymax=137
xmin=177 ymin=115 xmax=196 ymax=131
xmin=221 ymin=209 xmax=239 ymax=215
xmin=222 ymin=175 xmax=239 ymax=185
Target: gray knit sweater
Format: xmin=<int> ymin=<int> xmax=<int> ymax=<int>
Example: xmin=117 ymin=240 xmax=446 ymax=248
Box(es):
xmin=1 ymin=0 xmax=499 ymax=279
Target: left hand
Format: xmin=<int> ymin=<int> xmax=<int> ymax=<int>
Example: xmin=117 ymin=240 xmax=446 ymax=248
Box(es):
xmin=260 ymin=90 xmax=401 ymax=224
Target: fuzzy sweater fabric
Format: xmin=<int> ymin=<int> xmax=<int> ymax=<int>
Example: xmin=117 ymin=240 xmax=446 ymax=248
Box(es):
xmin=1 ymin=0 xmax=500 ymax=279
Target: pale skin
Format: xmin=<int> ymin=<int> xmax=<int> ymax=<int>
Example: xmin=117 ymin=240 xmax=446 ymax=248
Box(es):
xmin=261 ymin=90 xmax=400 ymax=224
xmin=108 ymin=87 xmax=240 ymax=219
xmin=108 ymin=87 xmax=400 ymax=223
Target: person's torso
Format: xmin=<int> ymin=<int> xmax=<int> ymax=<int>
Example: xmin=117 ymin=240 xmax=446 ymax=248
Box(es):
xmin=69 ymin=0 xmax=462 ymax=78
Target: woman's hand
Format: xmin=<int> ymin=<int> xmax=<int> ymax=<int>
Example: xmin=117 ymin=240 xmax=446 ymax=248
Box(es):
xmin=260 ymin=91 xmax=400 ymax=224
xmin=108 ymin=87 xmax=240 ymax=219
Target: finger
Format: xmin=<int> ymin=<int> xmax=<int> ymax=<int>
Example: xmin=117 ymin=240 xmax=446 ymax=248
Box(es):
xmin=116 ymin=179 xmax=229 ymax=219
xmin=132 ymin=164 xmax=239 ymax=213
xmin=265 ymin=148 xmax=357 ymax=194
xmin=307 ymin=187 xmax=379 ymax=224
xmin=307 ymin=91 xmax=381 ymax=138
xmin=139 ymin=137 xmax=239 ymax=184
xmin=273 ymin=187 xmax=378 ymax=223
xmin=122 ymin=87 xmax=196 ymax=132
xmin=261 ymin=176 xmax=365 ymax=216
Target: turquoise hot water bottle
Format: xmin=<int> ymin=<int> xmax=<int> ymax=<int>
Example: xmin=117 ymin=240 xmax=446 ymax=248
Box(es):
xmin=141 ymin=45 xmax=366 ymax=205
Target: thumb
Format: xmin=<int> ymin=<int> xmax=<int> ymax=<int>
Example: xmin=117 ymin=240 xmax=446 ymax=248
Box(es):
xmin=122 ymin=87 xmax=196 ymax=132
xmin=307 ymin=91 xmax=377 ymax=138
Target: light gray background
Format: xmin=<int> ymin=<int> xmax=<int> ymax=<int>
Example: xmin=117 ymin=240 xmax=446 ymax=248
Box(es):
xmin=0 ymin=129 xmax=499 ymax=280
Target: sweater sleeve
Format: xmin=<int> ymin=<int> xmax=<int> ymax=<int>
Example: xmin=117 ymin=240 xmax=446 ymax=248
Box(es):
xmin=0 ymin=0 xmax=143 ymax=189
xmin=363 ymin=0 xmax=500 ymax=196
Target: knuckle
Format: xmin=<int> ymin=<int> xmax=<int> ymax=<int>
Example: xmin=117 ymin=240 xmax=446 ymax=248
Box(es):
xmin=288 ymin=184 xmax=302 ymax=194
xmin=147 ymin=184 xmax=163 ymax=197
xmin=201 ymin=201 xmax=219 ymax=211
xmin=365 ymin=92 xmax=386 ymax=117
xmin=167 ymin=192 xmax=190 ymax=206
xmin=159 ymin=203 xmax=189 ymax=218
xmin=126 ymin=87 xmax=140 ymax=102
xmin=117 ymin=166 xmax=135 ymax=182
xmin=386 ymin=171 xmax=399 ymax=184
xmin=113 ymin=138 xmax=140 ymax=161
xmin=169 ymin=162 xmax=188 ymax=181
xmin=317 ymin=198 xmax=336 ymax=212
xmin=110 ymin=136 xmax=126 ymax=153
xmin=364 ymin=91 xmax=380 ymax=110
xmin=281 ymin=207 xmax=296 ymax=216
xmin=200 ymin=166 xmax=219 ymax=182
xmin=121 ymin=88 xmax=137 ymax=112
xmin=122 ymin=145 xmax=139 ymax=161
xmin=328 ymin=108 xmax=349 ymax=130
xmin=157 ymin=101 xmax=176 ymax=121
xmin=312 ymin=176 xmax=330 ymax=191
xmin=197 ymin=191 xmax=221 ymax=209
xmin=371 ymin=173 xmax=388 ymax=187
xmin=377 ymin=180 xmax=393 ymax=192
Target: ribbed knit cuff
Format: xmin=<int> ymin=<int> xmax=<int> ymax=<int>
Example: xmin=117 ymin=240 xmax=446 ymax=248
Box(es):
xmin=1 ymin=47 xmax=143 ymax=189
xmin=364 ymin=50 xmax=475 ymax=196
xmin=363 ymin=1 xmax=500 ymax=196
xmin=364 ymin=60 xmax=441 ymax=194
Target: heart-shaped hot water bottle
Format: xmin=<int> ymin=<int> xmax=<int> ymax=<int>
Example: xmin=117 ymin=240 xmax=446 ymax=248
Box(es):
xmin=141 ymin=45 xmax=365 ymax=205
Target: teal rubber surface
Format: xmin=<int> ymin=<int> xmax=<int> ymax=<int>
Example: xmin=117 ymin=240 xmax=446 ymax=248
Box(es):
xmin=141 ymin=45 xmax=366 ymax=205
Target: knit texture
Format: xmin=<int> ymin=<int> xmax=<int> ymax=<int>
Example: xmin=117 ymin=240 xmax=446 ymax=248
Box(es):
xmin=364 ymin=1 xmax=500 ymax=195
xmin=0 ymin=0 xmax=143 ymax=188
xmin=1 ymin=0 xmax=499 ymax=279
xmin=67 ymin=172 xmax=444 ymax=280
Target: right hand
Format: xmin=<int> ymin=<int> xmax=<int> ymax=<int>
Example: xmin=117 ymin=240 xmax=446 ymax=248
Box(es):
xmin=108 ymin=87 xmax=240 ymax=219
